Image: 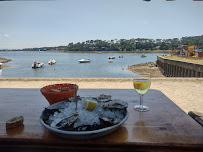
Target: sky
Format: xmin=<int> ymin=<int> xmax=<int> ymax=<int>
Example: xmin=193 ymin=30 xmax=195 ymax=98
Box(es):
xmin=0 ymin=0 xmax=203 ymax=49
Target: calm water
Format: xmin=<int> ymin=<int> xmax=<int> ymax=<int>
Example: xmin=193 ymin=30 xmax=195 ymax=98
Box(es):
xmin=0 ymin=52 xmax=167 ymax=77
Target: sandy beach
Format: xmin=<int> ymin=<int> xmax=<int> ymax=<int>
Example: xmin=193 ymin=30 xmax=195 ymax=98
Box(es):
xmin=0 ymin=77 xmax=202 ymax=114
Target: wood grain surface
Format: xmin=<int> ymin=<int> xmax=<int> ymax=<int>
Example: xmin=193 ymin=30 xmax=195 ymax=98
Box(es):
xmin=0 ymin=88 xmax=202 ymax=152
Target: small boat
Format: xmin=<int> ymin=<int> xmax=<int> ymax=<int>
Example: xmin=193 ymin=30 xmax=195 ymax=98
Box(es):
xmin=108 ymin=56 xmax=115 ymax=59
xmin=141 ymin=55 xmax=147 ymax=58
xmin=78 ymin=59 xmax=91 ymax=63
xmin=0 ymin=63 xmax=2 ymax=75
xmin=108 ymin=59 xmax=113 ymax=63
xmin=118 ymin=55 xmax=123 ymax=58
xmin=48 ymin=59 xmax=56 ymax=65
xmin=32 ymin=61 xmax=44 ymax=68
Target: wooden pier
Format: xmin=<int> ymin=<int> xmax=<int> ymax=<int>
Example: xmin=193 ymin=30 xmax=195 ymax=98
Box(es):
xmin=157 ymin=56 xmax=203 ymax=77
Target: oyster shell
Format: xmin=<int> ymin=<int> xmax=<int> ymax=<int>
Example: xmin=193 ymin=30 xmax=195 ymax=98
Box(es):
xmin=97 ymin=94 xmax=111 ymax=102
xmin=50 ymin=112 xmax=79 ymax=129
xmin=41 ymin=108 xmax=60 ymax=121
xmin=102 ymin=99 xmax=128 ymax=109
xmin=100 ymin=117 xmax=121 ymax=125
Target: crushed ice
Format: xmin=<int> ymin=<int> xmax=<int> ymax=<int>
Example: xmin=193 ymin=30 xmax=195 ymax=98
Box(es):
xmin=48 ymin=97 xmax=126 ymax=129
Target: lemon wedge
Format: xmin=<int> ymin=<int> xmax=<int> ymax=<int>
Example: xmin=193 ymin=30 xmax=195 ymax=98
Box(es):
xmin=133 ymin=81 xmax=151 ymax=90
xmin=84 ymin=100 xmax=97 ymax=110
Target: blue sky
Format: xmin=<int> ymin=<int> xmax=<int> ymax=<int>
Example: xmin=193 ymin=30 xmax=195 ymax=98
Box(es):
xmin=0 ymin=0 xmax=203 ymax=49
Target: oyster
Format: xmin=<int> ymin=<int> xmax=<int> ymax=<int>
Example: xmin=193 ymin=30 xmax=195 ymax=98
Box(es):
xmin=75 ymin=123 xmax=103 ymax=131
xmin=100 ymin=117 xmax=121 ymax=125
xmin=41 ymin=108 xmax=60 ymax=121
xmin=97 ymin=94 xmax=111 ymax=102
xmin=68 ymin=96 xmax=81 ymax=102
xmin=102 ymin=99 xmax=128 ymax=109
xmin=50 ymin=112 xmax=79 ymax=129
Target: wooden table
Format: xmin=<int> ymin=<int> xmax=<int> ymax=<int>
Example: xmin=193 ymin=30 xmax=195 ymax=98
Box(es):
xmin=0 ymin=88 xmax=202 ymax=152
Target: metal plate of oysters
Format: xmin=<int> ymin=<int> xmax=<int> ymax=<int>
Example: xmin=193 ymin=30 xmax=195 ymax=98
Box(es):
xmin=40 ymin=94 xmax=129 ymax=139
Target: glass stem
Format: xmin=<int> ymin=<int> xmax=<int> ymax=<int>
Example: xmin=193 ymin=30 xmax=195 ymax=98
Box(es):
xmin=140 ymin=95 xmax=143 ymax=107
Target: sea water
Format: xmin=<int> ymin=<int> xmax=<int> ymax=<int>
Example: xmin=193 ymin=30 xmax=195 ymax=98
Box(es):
xmin=0 ymin=51 xmax=168 ymax=77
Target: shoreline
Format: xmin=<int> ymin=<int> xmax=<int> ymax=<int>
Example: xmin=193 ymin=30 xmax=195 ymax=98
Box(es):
xmin=0 ymin=77 xmax=202 ymax=114
xmin=1 ymin=77 xmax=203 ymax=81
xmin=127 ymin=62 xmax=164 ymax=77
xmin=0 ymin=57 xmax=12 ymax=63
xmin=0 ymin=50 xmax=171 ymax=53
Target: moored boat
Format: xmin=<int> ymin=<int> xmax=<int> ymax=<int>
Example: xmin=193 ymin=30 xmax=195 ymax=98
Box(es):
xmin=118 ymin=55 xmax=123 ymax=58
xmin=32 ymin=61 xmax=44 ymax=68
xmin=141 ymin=55 xmax=147 ymax=58
xmin=108 ymin=56 xmax=115 ymax=59
xmin=48 ymin=59 xmax=56 ymax=65
xmin=108 ymin=59 xmax=113 ymax=63
xmin=78 ymin=59 xmax=91 ymax=63
xmin=0 ymin=63 xmax=2 ymax=75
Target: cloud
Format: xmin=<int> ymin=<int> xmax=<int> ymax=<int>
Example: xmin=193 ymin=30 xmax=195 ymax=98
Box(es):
xmin=4 ymin=34 xmax=9 ymax=38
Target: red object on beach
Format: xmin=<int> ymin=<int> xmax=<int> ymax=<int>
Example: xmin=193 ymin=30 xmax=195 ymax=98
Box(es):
xmin=40 ymin=83 xmax=78 ymax=105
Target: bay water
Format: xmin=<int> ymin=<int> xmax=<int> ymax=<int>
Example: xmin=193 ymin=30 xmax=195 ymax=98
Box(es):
xmin=0 ymin=51 xmax=167 ymax=77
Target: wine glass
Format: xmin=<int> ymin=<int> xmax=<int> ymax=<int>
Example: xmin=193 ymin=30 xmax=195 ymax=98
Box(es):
xmin=133 ymin=73 xmax=151 ymax=112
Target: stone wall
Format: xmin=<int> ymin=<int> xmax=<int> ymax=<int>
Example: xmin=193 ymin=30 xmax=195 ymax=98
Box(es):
xmin=157 ymin=56 xmax=203 ymax=77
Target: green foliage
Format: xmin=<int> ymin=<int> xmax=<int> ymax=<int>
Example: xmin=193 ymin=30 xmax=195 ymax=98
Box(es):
xmin=3 ymin=35 xmax=203 ymax=52
xmin=64 ymin=35 xmax=203 ymax=52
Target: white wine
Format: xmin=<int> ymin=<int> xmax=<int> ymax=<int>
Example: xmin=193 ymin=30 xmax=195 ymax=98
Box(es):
xmin=133 ymin=79 xmax=151 ymax=95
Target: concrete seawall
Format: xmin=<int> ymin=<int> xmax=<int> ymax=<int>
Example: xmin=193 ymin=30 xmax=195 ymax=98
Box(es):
xmin=157 ymin=56 xmax=203 ymax=77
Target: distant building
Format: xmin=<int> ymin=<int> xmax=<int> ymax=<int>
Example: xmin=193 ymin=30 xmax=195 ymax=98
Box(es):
xmin=171 ymin=45 xmax=203 ymax=58
xmin=155 ymin=46 xmax=160 ymax=50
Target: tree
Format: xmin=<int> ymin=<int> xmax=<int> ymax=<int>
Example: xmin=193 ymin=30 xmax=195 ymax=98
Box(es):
xmin=160 ymin=42 xmax=170 ymax=50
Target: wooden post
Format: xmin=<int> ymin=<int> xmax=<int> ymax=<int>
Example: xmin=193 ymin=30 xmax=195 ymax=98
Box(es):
xmin=182 ymin=68 xmax=185 ymax=77
xmin=187 ymin=69 xmax=190 ymax=77
xmin=180 ymin=67 xmax=183 ymax=77
xmin=174 ymin=65 xmax=177 ymax=77
xmin=176 ymin=66 xmax=178 ymax=77
xmin=177 ymin=67 xmax=180 ymax=77
xmin=185 ymin=68 xmax=187 ymax=77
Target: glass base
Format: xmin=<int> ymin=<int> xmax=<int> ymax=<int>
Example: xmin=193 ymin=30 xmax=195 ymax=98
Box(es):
xmin=134 ymin=105 xmax=149 ymax=112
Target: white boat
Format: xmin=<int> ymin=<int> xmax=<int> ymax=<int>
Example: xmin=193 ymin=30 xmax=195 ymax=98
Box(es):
xmin=48 ymin=59 xmax=56 ymax=65
xmin=32 ymin=61 xmax=44 ymax=68
xmin=78 ymin=59 xmax=91 ymax=63
xmin=118 ymin=55 xmax=123 ymax=58
xmin=0 ymin=63 xmax=2 ymax=75
xmin=108 ymin=56 xmax=115 ymax=59
xmin=108 ymin=59 xmax=113 ymax=63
